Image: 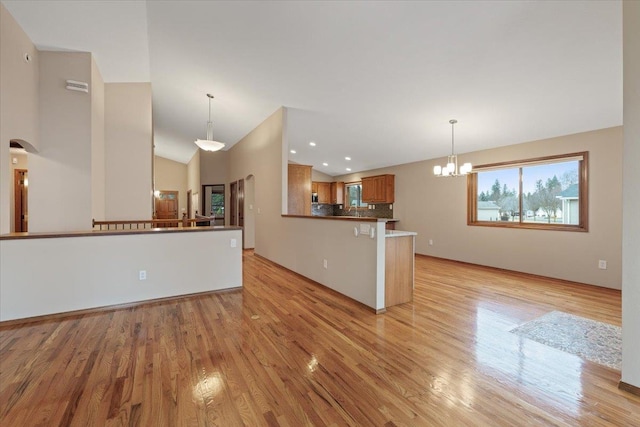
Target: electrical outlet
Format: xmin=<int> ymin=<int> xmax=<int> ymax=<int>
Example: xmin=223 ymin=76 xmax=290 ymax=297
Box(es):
xmin=429 ymin=239 xmax=434 ymax=246
xmin=139 ymin=270 xmax=147 ymax=280
xmin=598 ymin=260 xmax=607 ymax=270
xmin=323 ymin=259 xmax=328 ymax=269
xmin=230 ymin=238 xmax=237 ymax=248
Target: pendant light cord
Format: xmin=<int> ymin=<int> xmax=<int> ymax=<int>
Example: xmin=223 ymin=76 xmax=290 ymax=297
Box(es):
xmin=451 ymin=122 xmax=454 ymax=155
xmin=449 ymin=119 xmax=457 ymax=155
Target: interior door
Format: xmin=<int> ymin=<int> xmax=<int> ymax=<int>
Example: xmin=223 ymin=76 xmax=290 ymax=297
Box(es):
xmin=238 ymin=179 xmax=244 ymax=227
xmin=14 ymin=169 xmax=28 ymax=232
xmin=230 ymin=181 xmax=238 ymax=226
xmin=155 ymin=190 xmax=178 ymax=227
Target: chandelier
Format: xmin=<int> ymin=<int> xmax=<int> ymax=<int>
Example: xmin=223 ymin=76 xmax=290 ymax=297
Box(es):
xmin=433 ymin=119 xmax=472 ymax=177
xmin=194 ymin=94 xmax=225 ymax=152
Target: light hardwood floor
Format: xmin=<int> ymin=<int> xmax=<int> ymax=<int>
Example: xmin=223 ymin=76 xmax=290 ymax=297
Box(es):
xmin=1 ymin=251 xmax=638 ymax=426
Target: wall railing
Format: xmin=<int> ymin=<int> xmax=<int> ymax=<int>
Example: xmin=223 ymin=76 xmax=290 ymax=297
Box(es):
xmin=92 ymin=215 xmax=215 ymax=230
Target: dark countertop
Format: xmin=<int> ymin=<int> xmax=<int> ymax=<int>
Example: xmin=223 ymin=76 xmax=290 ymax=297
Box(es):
xmin=0 ymin=226 xmax=242 ymax=241
xmin=284 ymin=215 xmax=399 ymax=222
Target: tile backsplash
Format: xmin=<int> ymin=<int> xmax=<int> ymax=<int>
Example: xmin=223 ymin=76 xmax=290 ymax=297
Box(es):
xmin=312 ymin=203 xmax=393 ymax=219
xmin=311 ymin=204 xmax=334 ymax=217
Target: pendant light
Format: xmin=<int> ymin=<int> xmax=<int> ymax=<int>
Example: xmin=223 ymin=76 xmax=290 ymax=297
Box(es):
xmin=194 ymin=94 xmax=225 ymax=152
xmin=433 ymin=119 xmax=472 ymax=177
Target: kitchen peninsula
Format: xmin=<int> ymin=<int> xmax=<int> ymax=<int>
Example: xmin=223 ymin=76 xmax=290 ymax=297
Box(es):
xmin=282 ymin=215 xmax=416 ymax=312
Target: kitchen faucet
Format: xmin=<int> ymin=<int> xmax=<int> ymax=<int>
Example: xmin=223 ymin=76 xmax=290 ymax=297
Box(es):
xmin=348 ymin=201 xmax=359 ymax=217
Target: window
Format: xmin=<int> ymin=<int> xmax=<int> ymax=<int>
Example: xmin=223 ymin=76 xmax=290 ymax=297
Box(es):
xmin=345 ymin=183 xmax=368 ymax=208
xmin=468 ymin=152 xmax=588 ymax=231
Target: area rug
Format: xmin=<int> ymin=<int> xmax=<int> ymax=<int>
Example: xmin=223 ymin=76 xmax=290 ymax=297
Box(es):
xmin=509 ymin=311 xmax=621 ymax=370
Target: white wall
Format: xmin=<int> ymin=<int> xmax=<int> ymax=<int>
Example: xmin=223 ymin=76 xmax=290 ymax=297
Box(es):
xmin=29 ymin=51 xmax=93 ymax=232
xmin=622 ymin=0 xmax=640 ymax=389
xmin=91 ymin=57 xmax=105 ymax=221
xmin=105 ymin=83 xmax=153 ymax=220
xmin=0 ymin=3 xmax=39 ymax=234
xmin=187 ymin=150 xmax=200 ymax=215
xmin=228 ymin=108 xmax=286 ymax=260
xmin=335 ymin=127 xmax=623 ymax=290
xmin=277 ymin=217 xmax=385 ymax=310
xmin=229 ymin=108 xmax=385 ymax=310
xmin=244 ymin=175 xmax=256 ymax=248
xmin=0 ymin=229 xmax=242 ymax=321
xmin=312 ymin=168 xmax=333 ymax=182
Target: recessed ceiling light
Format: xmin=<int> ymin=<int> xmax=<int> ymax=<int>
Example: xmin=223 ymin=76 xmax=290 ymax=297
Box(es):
xmin=345 ymin=156 xmax=351 ymax=161
xmin=309 ymin=141 xmax=316 ymax=146
xmin=290 ymin=149 xmax=296 ymax=154
xmin=322 ymin=162 xmax=328 ymax=166
xmin=346 ymin=168 xmax=352 ymax=172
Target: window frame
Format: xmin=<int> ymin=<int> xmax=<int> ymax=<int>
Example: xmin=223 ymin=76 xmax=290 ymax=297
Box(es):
xmin=344 ymin=182 xmax=368 ymax=209
xmin=467 ymin=152 xmax=589 ymax=232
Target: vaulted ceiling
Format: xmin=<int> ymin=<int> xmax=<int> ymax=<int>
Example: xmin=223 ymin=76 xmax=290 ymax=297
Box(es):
xmin=3 ymin=1 xmax=622 ymax=175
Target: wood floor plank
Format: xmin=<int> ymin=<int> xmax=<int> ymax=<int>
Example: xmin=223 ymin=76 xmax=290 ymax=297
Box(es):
xmin=1 ymin=251 xmax=638 ymax=426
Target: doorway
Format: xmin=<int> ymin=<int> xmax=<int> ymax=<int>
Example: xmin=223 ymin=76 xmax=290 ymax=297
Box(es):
xmin=187 ymin=189 xmax=192 ymax=219
xmin=202 ymin=184 xmax=225 ymax=226
xmin=238 ymin=179 xmax=245 ymax=228
xmin=14 ymin=169 xmax=28 ymax=232
xmin=230 ymin=181 xmax=237 ymax=226
xmin=154 ymin=190 xmax=178 ymax=227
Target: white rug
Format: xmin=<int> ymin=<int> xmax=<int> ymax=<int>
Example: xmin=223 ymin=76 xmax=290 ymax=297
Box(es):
xmin=510 ymin=311 xmax=621 ymax=370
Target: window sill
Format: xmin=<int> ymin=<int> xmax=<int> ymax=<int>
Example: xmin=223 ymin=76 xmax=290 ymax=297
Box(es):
xmin=468 ymin=221 xmax=588 ymax=232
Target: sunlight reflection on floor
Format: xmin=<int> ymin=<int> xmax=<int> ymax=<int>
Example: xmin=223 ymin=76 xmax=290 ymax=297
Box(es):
xmin=474 ymin=305 xmax=583 ymax=416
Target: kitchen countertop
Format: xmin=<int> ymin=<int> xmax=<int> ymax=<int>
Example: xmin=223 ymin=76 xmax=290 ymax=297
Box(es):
xmin=0 ymin=225 xmax=242 ymax=240
xmin=384 ymin=230 xmax=417 ymax=238
xmin=284 ymin=214 xmax=399 ymax=222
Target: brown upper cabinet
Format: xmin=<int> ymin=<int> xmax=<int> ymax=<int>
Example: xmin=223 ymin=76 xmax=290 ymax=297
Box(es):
xmin=318 ymin=182 xmax=331 ymax=204
xmin=331 ymin=182 xmax=344 ymax=204
xmin=362 ymin=174 xmax=395 ymax=203
xmin=312 ymin=181 xmax=343 ymax=205
xmin=288 ymin=164 xmax=312 ymax=215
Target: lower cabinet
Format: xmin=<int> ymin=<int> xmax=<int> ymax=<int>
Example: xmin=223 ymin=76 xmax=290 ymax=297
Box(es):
xmin=385 ymin=235 xmax=414 ymax=307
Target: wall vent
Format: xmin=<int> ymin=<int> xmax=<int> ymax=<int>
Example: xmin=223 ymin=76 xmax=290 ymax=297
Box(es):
xmin=65 ymin=80 xmax=89 ymax=93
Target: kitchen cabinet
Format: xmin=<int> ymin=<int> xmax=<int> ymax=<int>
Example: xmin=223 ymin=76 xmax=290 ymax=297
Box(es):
xmin=362 ymin=174 xmax=395 ymax=203
xmin=330 ymin=181 xmax=344 ymax=204
xmin=288 ymin=164 xmax=312 ymax=215
xmin=315 ymin=182 xmax=331 ymax=204
xmin=385 ymin=232 xmax=415 ymax=307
